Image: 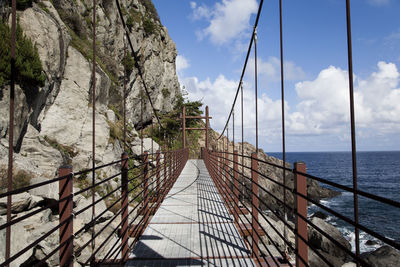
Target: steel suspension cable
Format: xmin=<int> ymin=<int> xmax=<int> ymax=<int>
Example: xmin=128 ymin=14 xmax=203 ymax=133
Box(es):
xmin=279 ymin=0 xmax=288 ymax=257
xmin=91 ymin=0 xmax=97 ymax=258
xmin=123 ymin=35 xmax=127 ymax=150
xmin=115 ymin=0 xmax=164 ymax=128
xmin=216 ymin=0 xmax=264 ymax=140
xmin=254 ymin=28 xmax=259 ymax=151
xmin=240 ymin=82 xmax=245 ymax=200
xmin=345 ymin=0 xmax=360 ymax=265
xmin=6 ymin=0 xmax=17 ymax=265
xmin=232 ymin=110 xmax=235 ymax=148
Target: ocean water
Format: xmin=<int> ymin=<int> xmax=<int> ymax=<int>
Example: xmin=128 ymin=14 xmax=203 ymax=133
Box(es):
xmin=268 ymin=151 xmax=400 ymax=253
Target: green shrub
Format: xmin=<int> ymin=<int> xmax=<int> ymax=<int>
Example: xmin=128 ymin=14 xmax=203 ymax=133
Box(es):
xmin=0 ymin=21 xmax=45 ymax=89
xmin=124 ymin=52 xmax=135 ymax=74
xmin=138 ymin=0 xmax=160 ymax=22
xmin=126 ymin=15 xmax=134 ymax=30
xmin=162 ymin=88 xmax=170 ymax=98
xmin=37 ymin=2 xmax=50 ymax=13
xmin=44 ymin=136 xmax=78 ymax=162
xmin=108 ymin=120 xmax=124 ymax=143
xmin=0 ymin=166 xmax=33 ymax=192
xmin=143 ymin=17 xmax=155 ymax=35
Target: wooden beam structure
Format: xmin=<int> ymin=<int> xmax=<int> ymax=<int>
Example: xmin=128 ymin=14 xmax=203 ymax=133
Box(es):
xmin=181 ymin=106 xmax=212 ymax=150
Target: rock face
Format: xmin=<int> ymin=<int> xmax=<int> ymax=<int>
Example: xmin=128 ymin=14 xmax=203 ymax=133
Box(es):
xmin=361 ymin=246 xmax=400 ymax=267
xmin=308 ymin=217 xmax=352 ymax=266
xmin=0 ymin=1 xmax=179 ymax=266
xmin=0 ymin=0 xmax=179 ymax=176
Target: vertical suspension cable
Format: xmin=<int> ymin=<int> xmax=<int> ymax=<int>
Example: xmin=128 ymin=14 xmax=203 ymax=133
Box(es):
xmin=227 ymin=127 xmax=229 ymax=153
xmin=91 ymin=0 xmax=97 ymax=256
xmin=345 ymin=0 xmax=360 ymax=265
xmin=254 ymin=28 xmax=259 ymax=152
xmin=223 ymin=128 xmax=225 ymax=152
xmin=232 ymin=110 xmax=235 ymax=149
xmin=141 ymin=89 xmax=144 ymax=155
xmin=279 ymin=0 xmax=288 ymax=257
xmin=6 ymin=1 xmax=17 ymax=265
xmin=123 ymin=35 xmax=127 ymax=151
xmin=241 ymin=82 xmax=245 ymax=199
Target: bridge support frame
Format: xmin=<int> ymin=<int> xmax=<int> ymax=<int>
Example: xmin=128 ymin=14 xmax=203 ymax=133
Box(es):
xmin=181 ymin=106 xmax=212 ymax=150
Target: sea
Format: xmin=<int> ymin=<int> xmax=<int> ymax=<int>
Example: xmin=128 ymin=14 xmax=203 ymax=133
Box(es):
xmin=268 ymin=151 xmax=400 ymax=253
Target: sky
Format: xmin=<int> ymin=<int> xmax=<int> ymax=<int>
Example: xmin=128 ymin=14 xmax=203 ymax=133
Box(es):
xmin=152 ymin=0 xmax=400 ymax=152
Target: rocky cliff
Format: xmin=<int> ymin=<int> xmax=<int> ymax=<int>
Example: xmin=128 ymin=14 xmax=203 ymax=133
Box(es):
xmin=0 ymin=0 xmax=180 ymax=176
xmin=0 ymin=0 xmax=179 ymax=265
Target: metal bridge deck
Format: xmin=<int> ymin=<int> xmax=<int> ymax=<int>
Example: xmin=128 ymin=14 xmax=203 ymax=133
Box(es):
xmin=126 ymin=159 xmax=255 ymax=266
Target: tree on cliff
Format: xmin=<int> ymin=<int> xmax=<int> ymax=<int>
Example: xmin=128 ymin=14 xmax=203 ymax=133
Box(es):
xmin=0 ymin=21 xmax=45 ymax=91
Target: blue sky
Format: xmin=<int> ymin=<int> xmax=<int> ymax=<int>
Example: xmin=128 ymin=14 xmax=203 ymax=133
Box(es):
xmin=152 ymin=0 xmax=400 ymax=152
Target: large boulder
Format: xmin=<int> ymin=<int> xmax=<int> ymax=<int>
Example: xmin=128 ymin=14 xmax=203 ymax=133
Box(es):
xmin=0 ymin=208 xmax=59 ymax=266
xmin=308 ymin=248 xmax=346 ymax=267
xmin=74 ymin=194 xmax=114 ymax=226
xmin=0 ymin=192 xmax=34 ymax=215
xmin=131 ymin=137 xmax=160 ymax=156
xmin=308 ymin=217 xmax=351 ymax=266
xmin=15 ymin=125 xmax=63 ymax=179
xmin=361 ymin=246 xmax=400 ymax=267
xmin=258 ymin=214 xmax=295 ymax=257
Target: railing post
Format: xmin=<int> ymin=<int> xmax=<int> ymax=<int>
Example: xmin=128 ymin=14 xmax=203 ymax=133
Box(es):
xmin=233 ymin=150 xmax=239 ymax=224
xmin=168 ymin=151 xmax=172 ymax=188
xmin=59 ymin=165 xmax=73 ymax=267
xmin=224 ymin=150 xmax=229 ymax=206
xmin=251 ymin=152 xmax=259 ymax=259
xmin=156 ymin=150 xmax=161 ymax=194
xmin=143 ymin=151 xmax=149 ymax=223
xmin=121 ymin=152 xmax=129 ymax=262
xmin=218 ymin=152 xmax=222 ymax=195
xmin=295 ymin=162 xmax=308 ymax=267
xmin=163 ymin=151 xmax=167 ymax=198
xmin=182 ymin=106 xmax=186 ymax=149
xmin=174 ymin=151 xmax=177 ymax=179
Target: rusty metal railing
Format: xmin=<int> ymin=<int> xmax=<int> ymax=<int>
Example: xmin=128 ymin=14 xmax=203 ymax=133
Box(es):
xmin=0 ymin=148 xmax=188 ymax=267
xmin=202 ymin=148 xmax=400 ymax=267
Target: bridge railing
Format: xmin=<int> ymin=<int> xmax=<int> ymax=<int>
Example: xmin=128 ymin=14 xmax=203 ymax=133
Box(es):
xmin=0 ymin=148 xmax=188 ymax=267
xmin=202 ymin=148 xmax=400 ymax=267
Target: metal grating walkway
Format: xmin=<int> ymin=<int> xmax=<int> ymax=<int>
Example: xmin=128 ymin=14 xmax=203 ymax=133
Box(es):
xmin=126 ymin=159 xmax=255 ymax=266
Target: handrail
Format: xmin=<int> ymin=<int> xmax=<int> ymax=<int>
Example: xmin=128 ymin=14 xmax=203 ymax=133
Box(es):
xmin=0 ymin=148 xmax=189 ymax=267
xmin=202 ymin=148 xmax=398 ymax=267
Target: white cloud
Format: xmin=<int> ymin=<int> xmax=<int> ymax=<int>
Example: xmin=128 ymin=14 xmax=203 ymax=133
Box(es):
xmin=190 ymin=2 xmax=211 ymax=21
xmin=288 ymin=62 xmax=400 ymax=136
xmin=247 ymin=57 xmax=305 ymax=83
xmin=176 ymin=55 xmax=190 ymax=74
xmin=177 ymin=61 xmax=400 ymax=150
xmin=288 ymin=66 xmax=351 ymax=135
xmin=180 ymin=73 xmax=285 ymax=144
xmin=191 ymin=0 xmax=258 ymax=45
xmin=367 ymin=0 xmax=391 ymax=6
